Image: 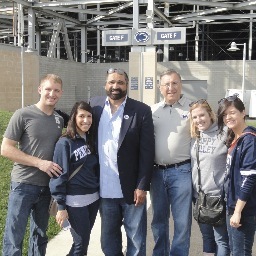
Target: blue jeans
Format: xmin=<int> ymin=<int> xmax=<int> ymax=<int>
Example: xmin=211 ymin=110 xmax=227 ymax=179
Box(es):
xmin=2 ymin=181 xmax=51 ymax=256
xmin=67 ymin=199 xmax=99 ymax=256
xmin=226 ymin=214 xmax=256 ymax=256
xmin=199 ymin=223 xmax=216 ymax=253
xmin=150 ymin=163 xmax=192 ymax=256
xmin=199 ymin=223 xmax=230 ymax=256
xmin=100 ymin=198 xmax=147 ymax=256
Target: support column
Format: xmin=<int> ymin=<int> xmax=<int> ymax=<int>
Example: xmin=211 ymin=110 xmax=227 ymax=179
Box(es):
xmin=36 ymin=31 xmax=41 ymax=54
xmin=17 ymin=4 xmax=24 ymax=46
xmin=79 ymin=5 xmax=87 ymax=63
xmin=129 ymin=47 xmax=157 ymax=106
xmin=129 ymin=50 xmax=142 ymax=101
xmin=142 ymin=47 xmax=157 ymax=106
xmin=27 ymin=7 xmax=35 ymax=50
xmin=249 ymin=10 xmax=253 ymax=60
xmin=128 ymin=0 xmax=156 ymax=106
xmin=97 ymin=4 xmax=101 ymax=63
xmin=163 ymin=3 xmax=170 ymax=62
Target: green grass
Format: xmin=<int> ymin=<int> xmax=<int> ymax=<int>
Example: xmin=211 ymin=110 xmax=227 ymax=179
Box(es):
xmin=246 ymin=118 xmax=256 ymax=127
xmin=0 ymin=111 xmax=60 ymax=255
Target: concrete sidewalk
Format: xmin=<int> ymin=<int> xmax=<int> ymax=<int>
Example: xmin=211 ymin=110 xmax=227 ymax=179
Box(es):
xmin=46 ymin=211 xmax=109 ymax=256
xmin=46 ymin=195 xmax=198 ymax=256
xmin=46 ymin=196 xmax=256 ymax=256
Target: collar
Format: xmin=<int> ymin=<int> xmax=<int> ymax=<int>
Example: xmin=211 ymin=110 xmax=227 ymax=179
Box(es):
xmin=75 ymin=133 xmax=87 ymax=141
xmin=161 ymin=94 xmax=185 ymax=108
xmin=105 ymin=95 xmax=127 ymax=108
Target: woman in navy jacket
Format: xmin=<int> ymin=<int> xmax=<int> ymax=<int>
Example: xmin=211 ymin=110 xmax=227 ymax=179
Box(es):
xmin=50 ymin=101 xmax=99 ymax=256
xmin=218 ymin=94 xmax=256 ymax=256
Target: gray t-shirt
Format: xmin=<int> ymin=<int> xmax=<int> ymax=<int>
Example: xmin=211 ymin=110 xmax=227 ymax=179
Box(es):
xmin=4 ymin=105 xmax=64 ymax=186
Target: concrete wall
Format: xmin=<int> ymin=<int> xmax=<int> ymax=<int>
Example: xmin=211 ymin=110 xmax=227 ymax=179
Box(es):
xmin=0 ymin=44 xmax=255 ymax=114
xmin=0 ymin=44 xmax=39 ymax=111
xmin=39 ymin=58 xmax=128 ymax=113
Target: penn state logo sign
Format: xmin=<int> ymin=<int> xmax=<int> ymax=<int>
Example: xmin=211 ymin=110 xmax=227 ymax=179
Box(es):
xmin=134 ymin=31 xmax=150 ymax=43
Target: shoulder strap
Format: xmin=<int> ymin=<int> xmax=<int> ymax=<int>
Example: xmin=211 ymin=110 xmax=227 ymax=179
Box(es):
xmin=68 ymin=155 xmax=87 ymax=181
xmin=196 ymin=138 xmax=202 ymax=191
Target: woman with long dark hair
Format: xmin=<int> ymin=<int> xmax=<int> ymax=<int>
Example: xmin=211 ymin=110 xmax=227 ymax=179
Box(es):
xmin=218 ymin=94 xmax=256 ymax=256
xmin=50 ymin=101 xmax=99 ymax=256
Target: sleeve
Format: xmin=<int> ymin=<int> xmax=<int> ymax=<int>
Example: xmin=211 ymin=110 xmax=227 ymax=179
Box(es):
xmin=49 ymin=138 xmax=70 ymax=210
xmin=137 ymin=105 xmax=155 ymax=191
xmin=4 ymin=109 xmax=25 ymax=141
xmin=238 ymin=135 xmax=256 ymax=201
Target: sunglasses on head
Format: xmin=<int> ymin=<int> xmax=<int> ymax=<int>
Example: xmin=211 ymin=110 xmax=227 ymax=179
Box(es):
xmin=189 ymin=99 xmax=208 ymax=107
xmin=107 ymin=68 xmax=128 ymax=77
xmin=218 ymin=93 xmax=239 ymax=104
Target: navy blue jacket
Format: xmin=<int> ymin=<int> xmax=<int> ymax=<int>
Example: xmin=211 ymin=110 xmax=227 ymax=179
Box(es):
xmin=49 ymin=136 xmax=99 ymax=210
xmin=226 ymin=126 xmax=256 ymax=216
xmin=90 ymin=96 xmax=155 ymax=205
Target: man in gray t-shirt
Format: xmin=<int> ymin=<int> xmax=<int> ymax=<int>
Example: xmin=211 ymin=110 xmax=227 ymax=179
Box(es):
xmin=1 ymin=74 xmax=64 ymax=256
xmin=150 ymin=69 xmax=192 ymax=256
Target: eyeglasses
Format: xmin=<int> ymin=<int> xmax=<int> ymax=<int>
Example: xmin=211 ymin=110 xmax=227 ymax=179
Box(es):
xmin=160 ymin=81 xmax=180 ymax=89
xmin=189 ymin=99 xmax=208 ymax=107
xmin=107 ymin=68 xmax=128 ymax=77
xmin=218 ymin=93 xmax=239 ymax=104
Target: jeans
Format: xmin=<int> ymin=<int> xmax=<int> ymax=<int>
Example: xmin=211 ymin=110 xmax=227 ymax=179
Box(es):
xmin=67 ymin=200 xmax=99 ymax=256
xmin=199 ymin=223 xmax=216 ymax=253
xmin=226 ymin=214 xmax=256 ymax=256
xmin=150 ymin=163 xmax=192 ymax=256
xmin=2 ymin=181 xmax=51 ymax=256
xmin=199 ymin=223 xmax=230 ymax=256
xmin=100 ymin=198 xmax=147 ymax=256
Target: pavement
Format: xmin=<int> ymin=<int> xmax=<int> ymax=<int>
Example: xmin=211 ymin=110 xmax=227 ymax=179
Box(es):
xmin=46 ymin=195 xmax=256 ymax=256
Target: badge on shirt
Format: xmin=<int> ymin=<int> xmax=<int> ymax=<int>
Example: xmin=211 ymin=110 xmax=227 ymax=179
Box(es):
xmin=124 ymin=115 xmax=129 ymax=120
xmin=182 ymin=111 xmax=189 ymax=119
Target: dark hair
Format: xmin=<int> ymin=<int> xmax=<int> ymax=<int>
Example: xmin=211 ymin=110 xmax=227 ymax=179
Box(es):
xmin=63 ymin=101 xmax=95 ymax=153
xmin=217 ymin=97 xmax=245 ymax=147
xmin=106 ymin=68 xmax=129 ymax=84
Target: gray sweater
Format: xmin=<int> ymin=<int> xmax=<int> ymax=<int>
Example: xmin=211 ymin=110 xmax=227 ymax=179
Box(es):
xmin=191 ymin=122 xmax=227 ymax=197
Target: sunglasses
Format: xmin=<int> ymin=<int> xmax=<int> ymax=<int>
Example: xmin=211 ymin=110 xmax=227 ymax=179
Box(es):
xmin=218 ymin=93 xmax=239 ymax=104
xmin=189 ymin=99 xmax=208 ymax=107
xmin=107 ymin=68 xmax=128 ymax=77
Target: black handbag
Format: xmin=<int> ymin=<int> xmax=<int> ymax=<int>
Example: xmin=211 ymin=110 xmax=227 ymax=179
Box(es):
xmin=193 ymin=138 xmax=226 ymax=226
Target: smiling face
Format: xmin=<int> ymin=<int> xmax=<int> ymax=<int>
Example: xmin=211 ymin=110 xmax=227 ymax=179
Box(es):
xmin=191 ymin=106 xmax=213 ymax=131
xmin=75 ymin=109 xmax=92 ymax=136
xmin=223 ymin=105 xmax=246 ymax=131
xmin=38 ymin=79 xmax=63 ymax=107
xmin=159 ymin=73 xmax=182 ymax=105
xmin=105 ymin=72 xmax=127 ymax=101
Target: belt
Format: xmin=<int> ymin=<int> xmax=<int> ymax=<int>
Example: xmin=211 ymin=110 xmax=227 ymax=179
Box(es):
xmin=154 ymin=159 xmax=191 ymax=169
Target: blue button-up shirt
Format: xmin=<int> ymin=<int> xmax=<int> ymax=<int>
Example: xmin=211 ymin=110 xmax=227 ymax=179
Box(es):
xmin=98 ymin=97 xmax=127 ymax=198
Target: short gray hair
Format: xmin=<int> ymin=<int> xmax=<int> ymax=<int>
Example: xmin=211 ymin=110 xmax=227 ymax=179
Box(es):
xmin=159 ymin=69 xmax=181 ymax=81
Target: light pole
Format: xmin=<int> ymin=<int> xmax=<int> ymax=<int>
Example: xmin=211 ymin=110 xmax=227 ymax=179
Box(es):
xmin=21 ymin=45 xmax=24 ymax=108
xmin=227 ymin=41 xmax=246 ymax=102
